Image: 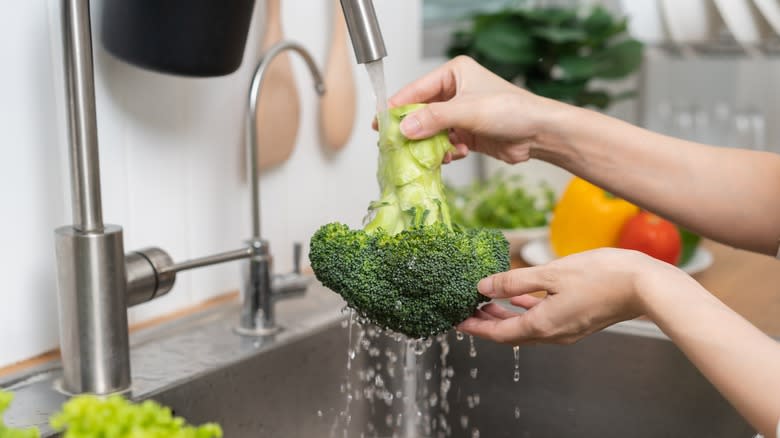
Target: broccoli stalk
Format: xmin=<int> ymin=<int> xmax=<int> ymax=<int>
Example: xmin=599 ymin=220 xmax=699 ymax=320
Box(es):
xmin=365 ymin=104 xmax=454 ymax=235
xmin=310 ymin=104 xmax=509 ymax=339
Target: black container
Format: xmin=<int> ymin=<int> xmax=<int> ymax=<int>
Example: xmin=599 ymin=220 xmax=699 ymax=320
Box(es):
xmin=101 ymin=0 xmax=256 ymax=77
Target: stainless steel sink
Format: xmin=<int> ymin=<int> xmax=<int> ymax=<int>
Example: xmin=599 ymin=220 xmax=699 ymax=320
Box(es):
xmin=3 ymin=285 xmax=755 ymax=437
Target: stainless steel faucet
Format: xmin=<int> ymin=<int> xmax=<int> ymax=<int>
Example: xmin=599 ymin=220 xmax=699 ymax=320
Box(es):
xmin=54 ymin=0 xmax=323 ymax=395
xmin=236 ymin=41 xmax=326 ymax=335
xmin=339 ymin=0 xmax=387 ymax=64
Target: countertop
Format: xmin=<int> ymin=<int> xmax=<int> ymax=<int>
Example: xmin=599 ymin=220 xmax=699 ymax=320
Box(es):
xmin=512 ymin=240 xmax=780 ymax=337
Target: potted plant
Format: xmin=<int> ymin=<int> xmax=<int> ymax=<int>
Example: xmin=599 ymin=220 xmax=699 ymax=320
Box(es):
xmin=447 ymin=5 xmax=644 ymax=109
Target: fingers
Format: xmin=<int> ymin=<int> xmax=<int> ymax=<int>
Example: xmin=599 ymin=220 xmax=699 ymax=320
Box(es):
xmin=457 ymin=314 xmax=536 ymax=345
xmin=388 ymin=60 xmax=459 ymax=108
xmin=509 ymin=295 xmax=543 ymax=310
xmin=480 ymin=302 xmax=519 ymax=320
xmin=399 ymin=101 xmax=472 ymax=139
xmin=478 ymin=267 xmax=554 ymax=299
xmin=474 ymin=307 xmax=501 ymax=321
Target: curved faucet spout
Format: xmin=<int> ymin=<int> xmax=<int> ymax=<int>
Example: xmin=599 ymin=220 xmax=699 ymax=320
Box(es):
xmin=239 ymin=41 xmax=323 ymax=336
xmin=247 ymin=41 xmax=326 ymax=240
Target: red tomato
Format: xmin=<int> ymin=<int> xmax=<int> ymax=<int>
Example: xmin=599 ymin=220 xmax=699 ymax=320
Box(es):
xmin=618 ymin=212 xmax=682 ymax=265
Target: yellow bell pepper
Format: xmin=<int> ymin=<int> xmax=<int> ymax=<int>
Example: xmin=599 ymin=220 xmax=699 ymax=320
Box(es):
xmin=550 ymin=177 xmax=639 ymax=257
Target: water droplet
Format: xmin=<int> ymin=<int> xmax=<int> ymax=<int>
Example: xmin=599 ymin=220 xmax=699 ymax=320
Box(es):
xmin=424 ymin=370 xmax=432 ymax=380
xmin=413 ymin=340 xmax=426 ymax=355
xmin=470 ymin=368 xmax=478 ymax=379
xmin=317 ymin=410 xmax=323 ymax=417
xmin=473 ymin=393 xmax=480 ymax=406
xmin=467 ymin=395 xmax=475 ymax=409
xmin=515 ymin=406 xmax=521 ymax=419
xmin=472 ymin=428 xmax=480 ymax=438
xmin=429 ymin=393 xmax=438 ymax=407
xmin=460 ymin=415 xmax=469 ymax=429
xmin=513 ymin=370 xmax=521 ymax=382
xmin=513 ymin=345 xmax=520 ymax=383
xmin=469 ymin=336 xmax=477 ymax=357
xmin=456 ymin=331 xmax=464 ymax=341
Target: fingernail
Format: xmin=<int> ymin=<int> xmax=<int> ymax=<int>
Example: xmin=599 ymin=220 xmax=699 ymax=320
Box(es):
xmin=400 ymin=115 xmax=421 ymax=137
xmin=477 ymin=277 xmax=494 ymax=297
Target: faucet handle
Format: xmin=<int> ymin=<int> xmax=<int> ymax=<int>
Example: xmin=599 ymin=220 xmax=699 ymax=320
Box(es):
xmin=292 ymin=242 xmax=302 ymax=274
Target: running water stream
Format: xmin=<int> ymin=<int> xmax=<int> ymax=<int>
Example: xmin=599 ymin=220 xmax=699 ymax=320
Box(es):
xmin=325 ymin=59 xmax=516 ymax=437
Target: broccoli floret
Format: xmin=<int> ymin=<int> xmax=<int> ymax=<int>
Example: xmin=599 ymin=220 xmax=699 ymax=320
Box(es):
xmin=310 ymin=104 xmax=509 ymax=338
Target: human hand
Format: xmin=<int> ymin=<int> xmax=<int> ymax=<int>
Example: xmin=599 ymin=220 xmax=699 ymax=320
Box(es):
xmin=376 ymin=56 xmax=565 ymax=164
xmin=458 ymin=248 xmax=687 ymax=345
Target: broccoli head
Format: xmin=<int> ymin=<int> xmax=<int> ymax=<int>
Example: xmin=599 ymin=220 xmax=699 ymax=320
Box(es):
xmin=310 ymin=104 xmax=509 ymax=338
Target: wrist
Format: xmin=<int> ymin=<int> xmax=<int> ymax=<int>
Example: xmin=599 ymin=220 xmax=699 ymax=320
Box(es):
xmin=527 ymin=96 xmax=586 ymax=168
xmin=633 ymin=258 xmax=700 ymax=320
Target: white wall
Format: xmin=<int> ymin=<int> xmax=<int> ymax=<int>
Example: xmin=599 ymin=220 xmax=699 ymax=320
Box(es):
xmin=0 ymin=0 xmax=477 ymax=368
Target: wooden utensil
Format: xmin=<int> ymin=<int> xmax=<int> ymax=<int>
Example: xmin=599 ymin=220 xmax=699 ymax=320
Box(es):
xmin=319 ymin=0 xmax=357 ymax=151
xmin=255 ymin=0 xmax=300 ymax=169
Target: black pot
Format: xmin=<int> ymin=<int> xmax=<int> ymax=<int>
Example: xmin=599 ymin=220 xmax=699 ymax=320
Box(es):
xmin=101 ymin=0 xmax=256 ymax=77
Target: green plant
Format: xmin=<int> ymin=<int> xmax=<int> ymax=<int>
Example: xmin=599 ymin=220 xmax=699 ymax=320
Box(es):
xmin=447 ymin=5 xmax=643 ymax=109
xmin=50 ymin=395 xmax=222 ymax=438
xmin=310 ymin=104 xmax=510 ymax=338
xmin=447 ymin=172 xmax=555 ymax=229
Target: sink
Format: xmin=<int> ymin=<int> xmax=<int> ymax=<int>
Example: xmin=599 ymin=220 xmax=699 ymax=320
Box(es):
xmin=3 ymin=285 xmax=755 ymax=437
xmin=151 ymin=304 xmax=754 ymax=437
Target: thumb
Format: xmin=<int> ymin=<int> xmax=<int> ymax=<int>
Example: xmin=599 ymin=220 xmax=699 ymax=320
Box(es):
xmin=399 ymin=101 xmax=470 ymax=139
xmin=478 ymin=267 xmax=554 ymax=299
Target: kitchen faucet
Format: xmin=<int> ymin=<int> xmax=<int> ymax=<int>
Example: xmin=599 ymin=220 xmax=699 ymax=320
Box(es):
xmin=54 ymin=0 xmax=324 ymax=395
xmin=339 ymin=0 xmax=387 ymax=64
xmin=236 ymin=42 xmax=326 ymax=336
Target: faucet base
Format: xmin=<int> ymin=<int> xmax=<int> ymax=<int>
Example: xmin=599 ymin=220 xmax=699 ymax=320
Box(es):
xmin=54 ymin=225 xmax=131 ymax=395
xmin=233 ymin=324 xmax=283 ymax=337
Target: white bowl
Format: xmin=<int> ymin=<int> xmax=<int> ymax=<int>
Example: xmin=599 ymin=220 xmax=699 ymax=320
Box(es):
xmin=520 ymin=237 xmax=714 ymax=276
xmin=752 ymin=0 xmax=780 ymax=36
xmin=659 ymin=0 xmax=720 ymax=44
xmin=713 ymin=0 xmax=764 ymax=44
xmin=619 ymin=0 xmax=668 ymax=44
xmin=502 ymin=227 xmax=549 ymax=255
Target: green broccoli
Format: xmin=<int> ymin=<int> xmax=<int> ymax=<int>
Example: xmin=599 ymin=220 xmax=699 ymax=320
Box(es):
xmin=310 ymin=104 xmax=509 ymax=338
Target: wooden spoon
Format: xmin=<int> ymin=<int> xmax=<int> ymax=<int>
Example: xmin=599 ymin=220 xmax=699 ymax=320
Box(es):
xmin=255 ymin=0 xmax=300 ymax=169
xmin=319 ymin=0 xmax=357 ymax=151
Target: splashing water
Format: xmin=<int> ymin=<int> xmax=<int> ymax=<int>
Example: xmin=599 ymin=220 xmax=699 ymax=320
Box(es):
xmin=403 ymin=341 xmax=419 ymax=438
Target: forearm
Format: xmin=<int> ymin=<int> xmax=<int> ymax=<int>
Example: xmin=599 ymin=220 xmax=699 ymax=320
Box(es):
xmin=638 ymin=269 xmax=780 ymax=436
xmin=533 ymin=102 xmax=780 ymax=255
